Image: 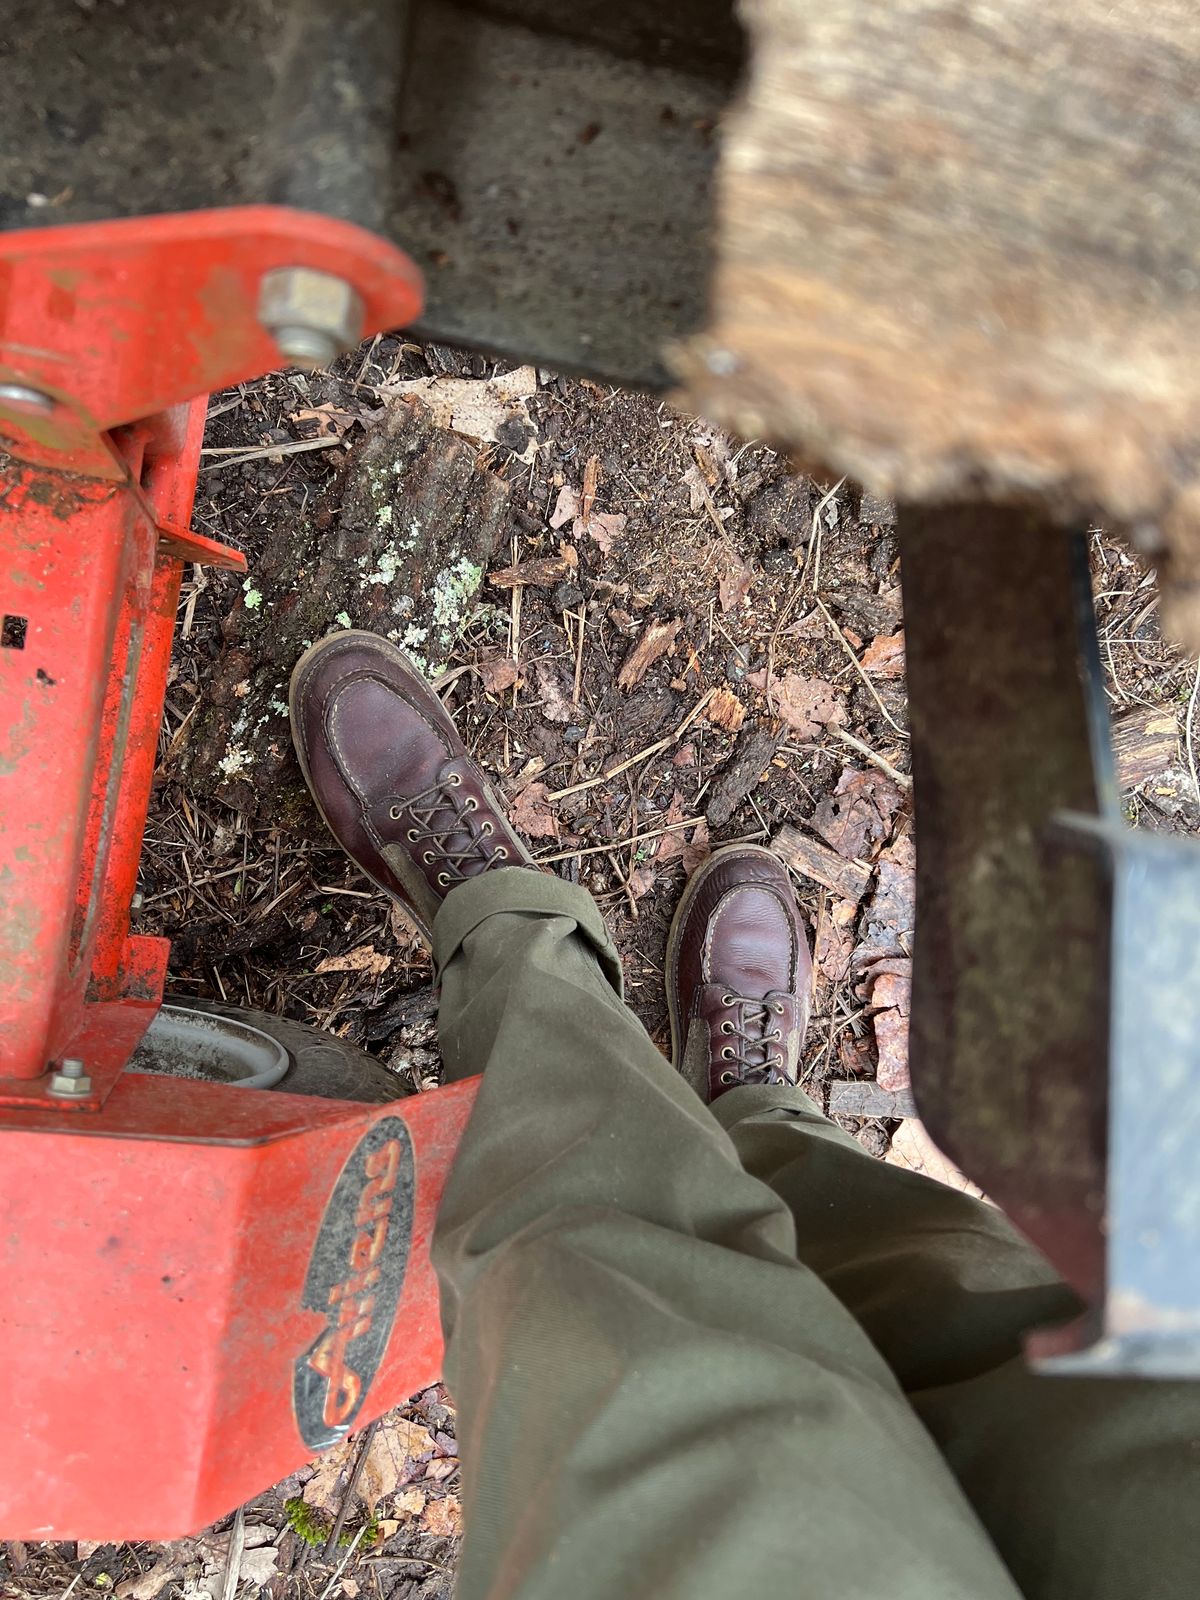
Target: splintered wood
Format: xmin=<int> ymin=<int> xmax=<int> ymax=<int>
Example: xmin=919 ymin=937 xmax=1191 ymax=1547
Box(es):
xmin=678 ymin=0 xmax=1200 ymax=646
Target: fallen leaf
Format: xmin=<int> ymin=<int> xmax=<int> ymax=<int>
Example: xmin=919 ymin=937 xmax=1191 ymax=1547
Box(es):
xmin=489 ymin=557 xmax=574 ymax=589
xmin=682 ymin=461 xmax=709 ymax=513
xmin=8 ymin=1542 xmax=28 ymax=1574
xmin=379 ymin=367 xmax=539 ymax=463
xmin=533 ymin=659 xmax=573 ymax=723
xmin=617 ymin=618 xmax=682 ymax=689
xmin=682 ymin=818 xmax=711 ymax=875
xmin=887 ymin=1120 xmax=987 ymax=1199
xmin=421 ymin=1496 xmax=464 ymax=1538
xmin=810 ymin=765 xmax=903 ymax=860
xmin=860 ymin=629 xmax=906 ymax=678
xmin=290 ymin=402 xmax=359 ymax=439
xmin=237 ymin=1548 xmax=280 ymax=1589
xmin=314 ymin=943 xmax=391 ymax=977
xmin=77 ymin=1542 xmax=106 ymax=1561
xmin=116 ymin=1548 xmax=188 ymax=1600
xmin=673 ymin=742 xmax=697 ymax=769
xmin=393 ymin=1487 xmax=428 ymax=1519
xmin=771 ymin=673 xmax=848 ymax=739
xmin=582 ymin=510 xmax=626 ymax=556
xmin=628 ymin=863 xmax=657 ymax=900
xmin=341 ymin=1581 xmax=360 ymax=1598
xmin=580 ymin=454 xmax=601 ymax=522
xmin=855 ymin=831 xmax=916 ymax=962
xmin=303 ymin=1440 xmax=356 ymax=1513
xmin=423 ymin=1456 xmax=459 ymax=1482
xmin=508 ymin=781 xmax=560 ymax=840
xmin=814 ymin=896 xmax=857 ymax=986
xmin=474 ymin=651 xmax=520 ymax=695
xmin=705 ymin=686 xmax=746 ymax=733
xmin=549 ymin=485 xmax=581 ymax=528
xmin=718 ymin=553 xmax=755 ymax=613
xmin=654 ymin=792 xmax=689 ymax=862
xmin=359 ymin=1417 xmax=437 ymax=1514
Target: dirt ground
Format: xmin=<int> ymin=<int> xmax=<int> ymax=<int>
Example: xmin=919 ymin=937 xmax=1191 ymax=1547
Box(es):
xmin=4 ymin=340 xmax=1195 ymax=1600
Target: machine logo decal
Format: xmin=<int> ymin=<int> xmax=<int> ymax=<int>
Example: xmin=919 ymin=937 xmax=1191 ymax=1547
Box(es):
xmin=294 ymin=1116 xmax=415 ymax=1450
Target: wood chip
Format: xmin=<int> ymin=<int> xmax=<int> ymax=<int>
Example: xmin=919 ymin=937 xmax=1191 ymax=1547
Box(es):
xmin=1111 ymin=704 xmax=1178 ymax=791
xmin=704 ymin=686 xmax=747 ymax=732
xmin=827 ymin=1080 xmax=917 ymax=1119
xmin=314 ymin=944 xmax=391 ymax=977
xmin=581 ymin=453 xmax=601 ymax=522
xmin=489 ymin=557 xmax=574 ymax=588
xmin=769 ymin=823 xmax=872 ymax=903
xmin=617 ymin=618 xmax=683 ymax=690
xmin=706 ymin=724 xmax=783 ymax=827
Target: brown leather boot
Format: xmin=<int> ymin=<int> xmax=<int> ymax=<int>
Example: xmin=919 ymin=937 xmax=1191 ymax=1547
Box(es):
xmin=665 ymin=845 xmax=813 ymax=1103
xmin=289 ymin=630 xmax=534 ymax=939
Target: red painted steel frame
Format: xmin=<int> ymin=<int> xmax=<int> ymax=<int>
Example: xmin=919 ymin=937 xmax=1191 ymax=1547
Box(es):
xmin=0 ymin=208 xmax=480 ymax=1538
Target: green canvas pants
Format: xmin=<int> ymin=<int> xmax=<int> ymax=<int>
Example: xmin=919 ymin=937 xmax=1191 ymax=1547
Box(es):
xmin=430 ymin=869 xmax=1199 ymax=1600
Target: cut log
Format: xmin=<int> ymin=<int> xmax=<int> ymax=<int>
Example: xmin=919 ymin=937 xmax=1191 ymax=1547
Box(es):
xmin=677 ymin=0 xmax=1200 ymax=646
xmin=175 ymin=397 xmax=511 ymax=819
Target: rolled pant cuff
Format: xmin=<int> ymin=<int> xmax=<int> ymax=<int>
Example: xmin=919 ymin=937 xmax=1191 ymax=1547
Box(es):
xmin=433 ymin=866 xmax=625 ymax=999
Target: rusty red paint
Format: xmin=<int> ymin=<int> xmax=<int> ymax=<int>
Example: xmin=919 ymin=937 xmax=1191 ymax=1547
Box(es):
xmin=0 ymin=206 xmax=477 ymax=1539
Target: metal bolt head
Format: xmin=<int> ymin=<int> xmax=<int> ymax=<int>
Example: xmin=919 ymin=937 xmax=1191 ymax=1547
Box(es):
xmin=258 ymin=267 xmax=364 ymax=370
xmin=48 ymin=1057 xmax=92 ymax=1098
xmin=0 ymin=382 xmax=55 ymax=415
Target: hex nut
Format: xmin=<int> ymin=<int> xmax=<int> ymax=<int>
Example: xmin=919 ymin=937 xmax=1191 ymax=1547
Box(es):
xmin=258 ymin=267 xmax=364 ymax=369
xmin=48 ymin=1057 xmax=92 ymax=1098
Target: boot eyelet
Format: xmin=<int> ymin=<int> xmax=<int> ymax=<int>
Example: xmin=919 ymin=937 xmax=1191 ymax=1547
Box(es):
xmin=721 ymin=994 xmax=734 ymax=1007
xmin=447 ymin=772 xmax=463 ymax=787
xmin=406 ymin=828 xmax=419 ymax=841
xmin=773 ymin=1001 xmax=786 ymax=1016
xmin=389 ymin=804 xmax=402 ymax=820
xmin=719 ymin=1071 xmax=737 ymax=1085
xmin=720 ymin=1021 xmax=733 ymax=1034
xmin=495 ymin=846 xmax=509 ymax=859
xmin=464 ymin=797 xmax=478 ymax=812
xmin=437 ymin=871 xmax=451 ymax=887
xmin=721 ymin=1047 xmax=734 ymax=1060
xmin=422 ymin=851 xmax=435 ymax=864
xmin=481 ymin=820 xmax=494 ymax=836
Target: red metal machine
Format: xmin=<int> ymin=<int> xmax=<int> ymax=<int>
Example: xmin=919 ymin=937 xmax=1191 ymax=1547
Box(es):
xmin=0 ymin=206 xmax=480 ymax=1538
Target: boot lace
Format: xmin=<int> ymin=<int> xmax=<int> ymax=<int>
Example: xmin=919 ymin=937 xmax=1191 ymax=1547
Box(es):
xmin=716 ymin=995 xmax=788 ymax=1086
xmin=387 ymin=765 xmax=511 ymax=887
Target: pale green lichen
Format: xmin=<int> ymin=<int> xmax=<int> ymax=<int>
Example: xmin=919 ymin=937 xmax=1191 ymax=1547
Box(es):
xmin=218 ymin=746 xmax=253 ymax=780
xmin=335 ymin=611 xmax=352 ymax=628
xmin=242 ymin=580 xmax=263 ymax=610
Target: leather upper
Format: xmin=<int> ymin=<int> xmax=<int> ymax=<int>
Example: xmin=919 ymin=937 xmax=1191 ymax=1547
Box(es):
xmin=290 ymin=631 xmax=532 ymax=935
xmin=668 ymin=846 xmax=813 ymax=1101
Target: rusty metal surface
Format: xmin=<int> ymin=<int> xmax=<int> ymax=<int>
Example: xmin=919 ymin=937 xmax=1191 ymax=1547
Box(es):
xmin=902 ymin=501 xmax=1200 ymax=1376
xmin=2 ymin=0 xmax=740 ymax=387
xmin=900 ymin=504 xmax=1112 ymax=1319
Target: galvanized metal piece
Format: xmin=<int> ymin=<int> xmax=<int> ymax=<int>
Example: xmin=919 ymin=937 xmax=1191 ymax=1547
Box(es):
xmin=258 ymin=266 xmax=364 ymax=369
xmin=128 ymin=1004 xmax=290 ymax=1092
xmin=48 ymin=1058 xmax=91 ymax=1098
xmin=0 ymin=382 xmax=54 ymax=414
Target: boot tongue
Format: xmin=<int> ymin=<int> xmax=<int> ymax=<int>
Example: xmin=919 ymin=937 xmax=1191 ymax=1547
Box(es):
xmin=706 ymin=885 xmax=794 ymax=998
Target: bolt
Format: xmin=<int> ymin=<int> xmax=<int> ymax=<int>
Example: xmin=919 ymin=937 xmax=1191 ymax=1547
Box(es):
xmin=0 ymin=382 xmax=55 ymax=415
xmin=48 ymin=1056 xmax=92 ymax=1098
xmin=258 ymin=267 xmax=364 ymax=370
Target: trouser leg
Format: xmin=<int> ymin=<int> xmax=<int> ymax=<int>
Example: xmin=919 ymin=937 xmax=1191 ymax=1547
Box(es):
xmin=431 ymin=869 xmax=1024 ymax=1600
xmin=719 ymin=1088 xmax=1200 ymax=1600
